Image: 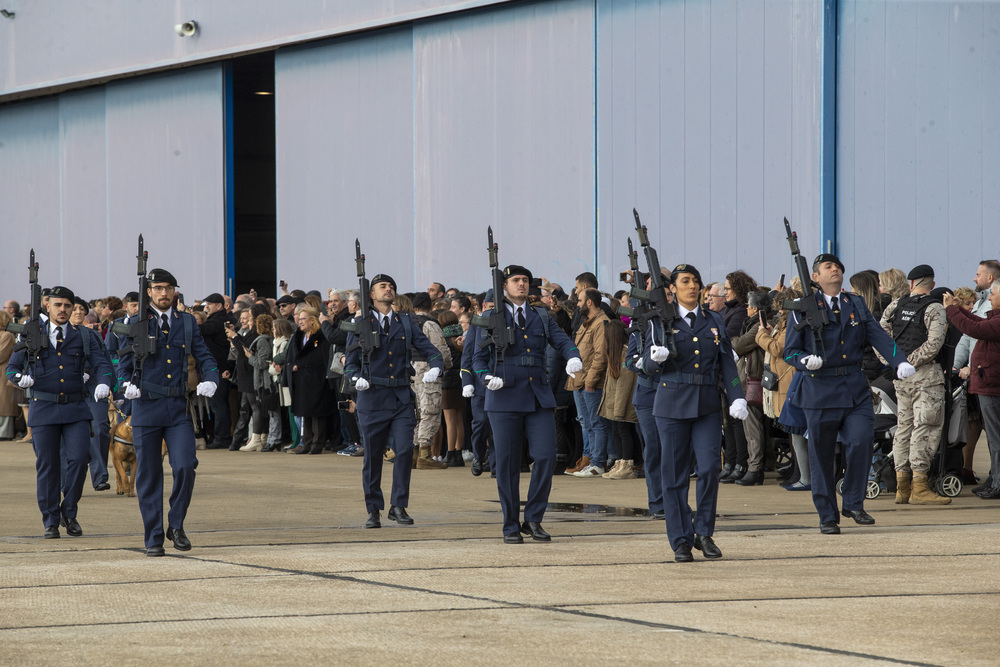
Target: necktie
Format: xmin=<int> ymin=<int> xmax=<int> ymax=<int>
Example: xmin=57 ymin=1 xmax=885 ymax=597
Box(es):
xmin=831 ymin=298 xmax=840 ymax=323
xmin=517 ymin=307 xmax=526 ymax=328
xmin=55 ymin=326 xmax=63 ymax=351
xmin=382 ymin=317 xmax=390 ymax=334
xmin=686 ymin=313 xmax=696 ymax=328
xmin=161 ymin=313 xmax=170 ymax=336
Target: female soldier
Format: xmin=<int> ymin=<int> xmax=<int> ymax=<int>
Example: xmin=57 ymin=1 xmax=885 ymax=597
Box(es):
xmin=646 ymin=264 xmax=748 ymax=562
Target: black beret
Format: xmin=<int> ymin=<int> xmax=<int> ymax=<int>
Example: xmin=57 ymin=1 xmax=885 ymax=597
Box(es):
xmin=411 ymin=292 xmax=432 ymax=310
xmin=49 ymin=285 xmax=75 ymax=302
xmin=370 ymin=274 xmax=397 ymax=291
xmin=123 ymin=291 xmax=139 ymax=304
xmin=907 ymin=264 xmax=934 ymax=281
xmin=812 ymin=254 xmax=845 ymax=273
xmin=203 ymin=293 xmax=225 ymax=305
xmin=276 ymin=295 xmax=295 ymax=306
xmin=502 ymin=265 xmax=533 ymax=283
xmin=306 ymin=290 xmax=322 ymax=299
xmin=147 ymin=268 xmax=177 ymax=287
xmin=670 ymin=264 xmax=702 ymax=288
xmin=73 ymin=296 xmax=89 ymax=310
xmin=41 ymin=288 xmax=51 ymax=297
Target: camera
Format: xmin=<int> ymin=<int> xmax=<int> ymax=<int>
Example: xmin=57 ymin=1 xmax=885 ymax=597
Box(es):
xmin=337 ymin=400 xmax=351 ymax=411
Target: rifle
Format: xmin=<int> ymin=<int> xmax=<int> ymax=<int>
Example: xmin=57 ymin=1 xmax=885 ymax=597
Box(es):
xmin=632 ymin=208 xmax=679 ymax=356
xmin=782 ymin=218 xmax=828 ymax=360
xmin=111 ymin=235 xmax=157 ymax=382
xmin=339 ymin=239 xmax=381 ymax=371
xmin=616 ymin=238 xmax=649 ymax=340
xmin=471 ymin=227 xmax=515 ymax=360
xmin=6 ymin=249 xmax=48 ymax=374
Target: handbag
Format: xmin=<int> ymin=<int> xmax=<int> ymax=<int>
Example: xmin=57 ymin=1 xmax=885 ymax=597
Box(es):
xmin=745 ymin=376 xmax=764 ymax=407
xmin=761 ymin=364 xmax=779 ymax=391
xmin=328 ymin=345 xmax=345 ymax=378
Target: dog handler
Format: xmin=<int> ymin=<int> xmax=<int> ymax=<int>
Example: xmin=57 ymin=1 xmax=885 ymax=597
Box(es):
xmin=116 ymin=269 xmax=219 ymax=556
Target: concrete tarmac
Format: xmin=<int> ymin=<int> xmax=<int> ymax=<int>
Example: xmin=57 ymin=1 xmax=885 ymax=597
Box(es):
xmin=1 ymin=440 xmax=998 ymax=666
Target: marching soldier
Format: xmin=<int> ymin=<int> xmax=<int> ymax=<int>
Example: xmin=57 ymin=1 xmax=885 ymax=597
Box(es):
xmin=6 ymin=286 xmax=113 ymax=538
xmin=461 ymin=289 xmax=495 ymax=477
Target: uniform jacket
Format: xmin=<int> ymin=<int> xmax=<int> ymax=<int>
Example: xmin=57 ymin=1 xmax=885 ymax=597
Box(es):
xmin=945 ymin=306 xmax=1000 ymax=397
xmin=460 ymin=324 xmax=484 ymax=394
xmin=82 ymin=327 xmax=115 ymax=403
xmin=564 ymin=308 xmax=610 ymax=392
xmin=8 ymin=322 xmax=114 ymax=427
xmin=345 ymin=310 xmax=444 ymax=413
xmin=625 ymin=326 xmax=662 ymax=409
xmin=647 ymin=308 xmax=744 ymax=420
xmin=117 ymin=309 xmax=219 ymax=427
xmin=473 ymin=304 xmax=580 ymax=413
xmin=784 ymin=290 xmax=904 ymax=409
xmin=879 ymin=294 xmax=947 ymax=388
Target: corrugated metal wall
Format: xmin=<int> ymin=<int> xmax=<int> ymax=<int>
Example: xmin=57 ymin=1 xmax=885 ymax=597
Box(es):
xmin=0 ymin=66 xmax=226 ymax=301
xmin=837 ymin=0 xmax=1000 ymax=289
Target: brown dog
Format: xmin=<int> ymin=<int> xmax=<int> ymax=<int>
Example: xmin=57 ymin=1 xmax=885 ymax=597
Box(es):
xmin=109 ymin=414 xmax=167 ymax=497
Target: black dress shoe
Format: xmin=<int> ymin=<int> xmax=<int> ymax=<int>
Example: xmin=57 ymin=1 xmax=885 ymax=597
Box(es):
xmin=166 ymin=527 xmax=191 ymax=551
xmin=673 ymin=543 xmax=694 ymax=563
xmin=471 ymin=459 xmax=485 ymax=476
xmin=60 ymin=515 xmax=83 ymax=537
xmin=841 ymin=509 xmax=875 ymax=525
xmin=820 ymin=521 xmax=841 ymax=535
xmin=651 ymin=510 xmax=665 ymax=521
xmin=146 ymin=545 xmax=165 ymax=557
xmin=693 ymin=534 xmax=722 ymax=559
xmin=975 ymin=487 xmax=1000 ymax=499
xmin=519 ymin=521 xmax=551 ymax=542
xmin=735 ymin=470 xmax=764 ymax=486
xmin=504 ymin=534 xmax=524 ymax=544
xmin=721 ymin=464 xmax=747 ymax=484
xmin=365 ymin=510 xmax=381 ymax=529
xmin=388 ymin=506 xmax=414 ymax=525
xmin=95 ymin=482 xmax=111 ymax=491
xmin=228 ymin=441 xmax=241 ymax=451
xmin=43 ymin=526 xmax=60 ymax=539
xmin=719 ymin=462 xmax=735 ymax=481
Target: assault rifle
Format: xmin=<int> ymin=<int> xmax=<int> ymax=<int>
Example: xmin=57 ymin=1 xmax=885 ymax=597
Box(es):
xmin=111 ymin=235 xmax=157 ymax=381
xmin=7 ymin=249 xmax=48 ymax=373
xmin=471 ymin=226 xmax=514 ymax=359
xmin=782 ymin=218 xmax=828 ymax=360
xmin=632 ymin=208 xmax=679 ymax=356
xmin=617 ymin=238 xmax=649 ymax=339
xmin=340 ymin=239 xmax=381 ymax=363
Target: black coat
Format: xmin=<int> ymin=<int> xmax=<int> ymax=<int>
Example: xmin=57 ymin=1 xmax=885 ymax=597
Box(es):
xmin=721 ymin=300 xmax=748 ymax=340
xmin=231 ymin=329 xmax=259 ymax=393
xmin=201 ymin=310 xmax=234 ymax=372
xmin=287 ymin=329 xmax=334 ymax=418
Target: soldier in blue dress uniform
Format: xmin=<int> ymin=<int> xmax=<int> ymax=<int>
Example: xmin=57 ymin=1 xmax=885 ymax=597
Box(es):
xmin=117 ymin=269 xmax=220 ymax=556
xmin=784 ymin=254 xmax=913 ymax=534
xmin=460 ymin=289 xmax=495 ymax=477
xmin=345 ymin=274 xmax=445 ymax=529
xmin=6 ymin=286 xmax=114 ymax=538
xmin=644 ymin=265 xmax=748 ymax=562
xmin=472 ymin=265 xmax=582 ymax=543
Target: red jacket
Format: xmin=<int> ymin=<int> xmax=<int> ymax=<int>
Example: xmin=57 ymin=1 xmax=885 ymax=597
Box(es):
xmin=946 ymin=305 xmax=1000 ymax=397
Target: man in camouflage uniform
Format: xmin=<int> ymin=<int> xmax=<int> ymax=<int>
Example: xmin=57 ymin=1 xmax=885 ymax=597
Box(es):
xmin=409 ymin=293 xmax=451 ymax=469
xmin=879 ymin=264 xmax=951 ymax=505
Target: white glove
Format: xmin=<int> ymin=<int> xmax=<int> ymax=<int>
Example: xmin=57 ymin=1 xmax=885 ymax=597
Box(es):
xmin=354 ymin=377 xmax=370 ymax=392
xmin=462 ymin=385 xmax=475 ymax=398
xmin=17 ymin=374 xmax=34 ymax=388
xmin=801 ymin=354 xmax=823 ymax=371
xmin=422 ymin=367 xmax=441 ymax=384
xmin=485 ymin=375 xmax=505 ymax=391
xmin=650 ymin=345 xmax=670 ymax=363
xmin=896 ymin=362 xmax=916 ymax=380
xmin=196 ymin=381 xmax=217 ymax=398
xmin=729 ymin=398 xmax=749 ymax=421
xmin=123 ymin=382 xmax=141 ymax=400
xmin=565 ymin=357 xmax=583 ymax=378
xmin=94 ymin=384 xmax=110 ymax=401
xmin=83 ymin=372 xmax=90 ymax=383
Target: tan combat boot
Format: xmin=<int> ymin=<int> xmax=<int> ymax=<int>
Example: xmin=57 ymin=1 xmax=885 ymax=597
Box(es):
xmin=895 ymin=472 xmax=911 ymax=504
xmin=607 ymin=460 xmax=635 ymax=480
xmin=909 ymin=473 xmax=951 ymax=505
xmin=416 ymin=445 xmax=447 ymax=469
xmin=565 ymin=456 xmax=590 ymax=475
xmin=601 ymin=460 xmax=623 ymax=479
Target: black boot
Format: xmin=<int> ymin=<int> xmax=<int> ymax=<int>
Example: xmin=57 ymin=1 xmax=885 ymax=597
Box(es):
xmin=735 ymin=469 xmax=764 ymax=486
xmin=722 ymin=464 xmax=747 ymax=484
xmin=719 ymin=462 xmax=735 ymax=482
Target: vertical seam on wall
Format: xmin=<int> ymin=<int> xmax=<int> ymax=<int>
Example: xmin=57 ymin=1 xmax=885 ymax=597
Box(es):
xmin=58 ymin=99 xmax=64 ymax=284
xmin=593 ymin=0 xmax=599 ymax=271
xmin=820 ymin=0 xmax=838 ymax=256
xmin=224 ymin=63 xmax=236 ymax=297
xmin=105 ymin=88 xmax=111 ymax=293
xmin=412 ymin=26 xmax=418 ymax=289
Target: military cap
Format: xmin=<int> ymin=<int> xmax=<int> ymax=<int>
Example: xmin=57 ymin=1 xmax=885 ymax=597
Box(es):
xmin=203 ymin=293 xmax=225 ymax=305
xmin=72 ymin=296 xmax=89 ymax=310
xmin=123 ymin=291 xmax=139 ymax=304
xmin=41 ymin=287 xmax=51 ymax=297
xmin=670 ymin=264 xmax=702 ymax=288
xmin=484 ymin=288 xmax=495 ymax=304
xmin=812 ymin=254 xmax=845 ymax=274
xmin=411 ymin=292 xmax=432 ymax=311
xmin=907 ymin=264 xmax=934 ymax=281
xmin=147 ymin=268 xmax=177 ymax=286
xmin=370 ymin=274 xmax=397 ymax=291
xmin=502 ymin=265 xmax=533 ymax=283
xmin=49 ymin=285 xmax=75 ymax=302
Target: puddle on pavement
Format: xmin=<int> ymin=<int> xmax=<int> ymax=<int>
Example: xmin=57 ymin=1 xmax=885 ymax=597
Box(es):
xmin=542 ymin=502 xmax=652 ymax=517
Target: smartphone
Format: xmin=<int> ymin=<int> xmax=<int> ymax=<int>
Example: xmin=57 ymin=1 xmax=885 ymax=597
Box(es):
xmin=779 ymin=274 xmax=786 ymax=289
xmin=337 ymin=400 xmax=351 ymax=411
xmin=279 ymin=279 xmax=287 ymax=289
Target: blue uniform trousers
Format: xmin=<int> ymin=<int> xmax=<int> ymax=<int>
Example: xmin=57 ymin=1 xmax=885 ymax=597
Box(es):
xmin=470 ymin=392 xmax=494 ymax=471
xmin=87 ymin=400 xmax=110 ymax=487
xmin=33 ymin=421 xmax=91 ymax=528
xmin=804 ymin=402 xmax=874 ymax=524
xmin=635 ymin=404 xmax=663 ymax=514
xmin=656 ymin=412 xmax=721 ymax=550
xmin=358 ymin=403 xmax=415 ymax=512
xmin=488 ymin=409 xmax=557 ymax=537
xmin=133 ymin=423 xmax=198 ymax=548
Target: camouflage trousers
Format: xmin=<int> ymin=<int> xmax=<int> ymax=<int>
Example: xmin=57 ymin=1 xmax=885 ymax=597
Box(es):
xmin=892 ymin=381 xmax=945 ymax=474
xmin=411 ymin=361 xmax=442 ymax=449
